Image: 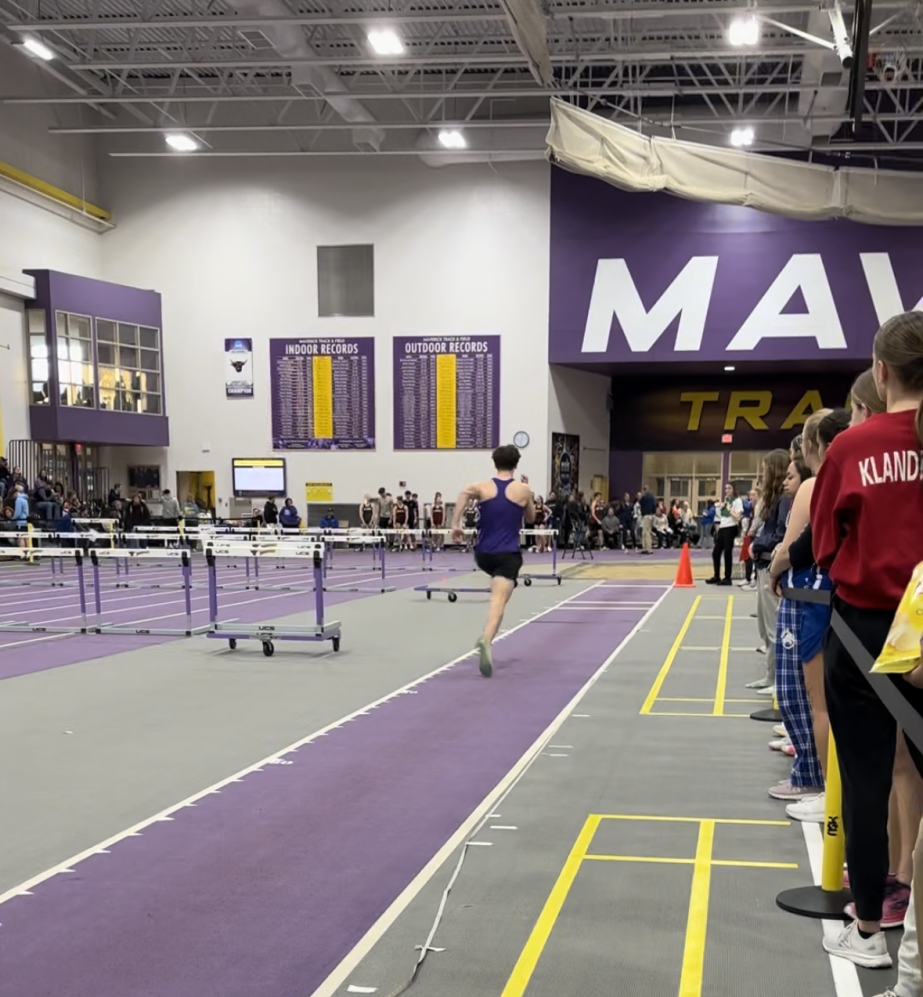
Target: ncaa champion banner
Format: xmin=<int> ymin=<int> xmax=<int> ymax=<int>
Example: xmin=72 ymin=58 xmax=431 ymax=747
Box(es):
xmin=225 ymin=338 xmax=254 ymax=398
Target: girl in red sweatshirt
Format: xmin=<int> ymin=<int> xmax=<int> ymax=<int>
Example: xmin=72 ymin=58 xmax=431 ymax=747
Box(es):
xmin=811 ymin=311 xmax=923 ymax=969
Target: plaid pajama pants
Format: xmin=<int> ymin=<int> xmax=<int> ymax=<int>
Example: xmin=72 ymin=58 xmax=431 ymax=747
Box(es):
xmin=775 ymin=597 xmax=824 ymax=788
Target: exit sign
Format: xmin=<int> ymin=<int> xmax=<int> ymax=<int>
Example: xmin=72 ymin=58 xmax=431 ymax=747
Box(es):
xmin=721 ymin=433 xmax=733 ymax=444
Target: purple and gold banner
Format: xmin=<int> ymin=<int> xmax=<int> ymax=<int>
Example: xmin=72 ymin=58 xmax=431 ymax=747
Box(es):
xmin=609 ymin=375 xmax=856 ymax=451
xmin=270 ymin=337 xmax=375 ymax=450
xmin=609 ymin=374 xmax=856 ymax=451
xmin=550 ymin=169 xmax=923 ymax=366
xmin=393 ymin=336 xmax=500 ymax=450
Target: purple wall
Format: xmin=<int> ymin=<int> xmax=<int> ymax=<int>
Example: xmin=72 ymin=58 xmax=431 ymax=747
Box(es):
xmin=608 ymin=451 xmax=644 ymax=499
xmin=549 ymin=168 xmax=923 ymax=367
xmin=25 ymin=270 xmax=168 ymax=447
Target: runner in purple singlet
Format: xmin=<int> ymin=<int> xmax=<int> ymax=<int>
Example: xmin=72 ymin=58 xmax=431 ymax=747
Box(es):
xmin=451 ymin=445 xmax=535 ymax=677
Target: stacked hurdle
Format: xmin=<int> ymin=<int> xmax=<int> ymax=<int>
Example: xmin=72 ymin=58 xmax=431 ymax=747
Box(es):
xmin=204 ymin=536 xmax=341 ymax=656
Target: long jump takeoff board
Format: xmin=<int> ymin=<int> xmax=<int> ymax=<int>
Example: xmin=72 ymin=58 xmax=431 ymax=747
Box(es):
xmin=270 ymin=337 xmax=375 ymax=450
xmin=393 ymin=336 xmax=500 ymax=450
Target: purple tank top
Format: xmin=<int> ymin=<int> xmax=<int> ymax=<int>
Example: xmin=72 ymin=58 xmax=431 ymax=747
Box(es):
xmin=475 ymin=478 xmax=523 ymax=554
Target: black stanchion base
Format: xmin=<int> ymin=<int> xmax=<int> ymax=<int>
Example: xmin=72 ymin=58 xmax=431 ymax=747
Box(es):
xmin=776 ymin=885 xmax=852 ymax=920
xmin=750 ymin=707 xmax=781 ymax=722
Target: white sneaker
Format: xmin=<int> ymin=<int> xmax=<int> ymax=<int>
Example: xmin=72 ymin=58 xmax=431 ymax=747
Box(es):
xmin=745 ymin=677 xmax=771 ymax=689
xmin=769 ymin=737 xmax=791 ymax=752
xmin=755 ymin=685 xmax=777 ymax=697
xmin=743 ymin=582 xmax=758 ymax=591
xmin=772 ymin=724 xmax=787 ymax=737
xmin=756 ymin=646 xmax=767 ymax=654
xmin=822 ymin=919 xmax=892 ymax=968
xmin=786 ymin=793 xmax=825 ymax=823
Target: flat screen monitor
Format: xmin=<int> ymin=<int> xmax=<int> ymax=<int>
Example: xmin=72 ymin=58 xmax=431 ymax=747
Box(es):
xmin=232 ymin=458 xmax=286 ymax=498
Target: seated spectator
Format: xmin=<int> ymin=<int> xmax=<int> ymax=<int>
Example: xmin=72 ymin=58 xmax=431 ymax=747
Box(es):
xmin=319 ymin=508 xmax=339 ymax=530
xmin=125 ymin=493 xmax=152 ymax=546
xmin=652 ymin=503 xmax=673 ymax=549
xmin=11 ymin=485 xmax=30 ymax=550
xmin=0 ymin=456 xmax=10 ymax=499
xmin=56 ymin=501 xmax=77 ymax=547
xmin=601 ymin=506 xmax=621 ymax=548
xmin=34 ymin=472 xmax=61 ymax=523
xmin=279 ymin=498 xmax=301 ymax=530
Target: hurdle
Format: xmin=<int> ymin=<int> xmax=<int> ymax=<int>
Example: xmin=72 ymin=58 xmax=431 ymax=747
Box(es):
xmin=0 ymin=548 xmax=91 ymax=634
xmin=204 ymin=538 xmax=341 ymax=656
xmin=89 ymin=548 xmax=211 ymax=637
xmin=322 ymin=535 xmax=395 ymax=594
xmin=520 ymin=529 xmax=562 ymax=586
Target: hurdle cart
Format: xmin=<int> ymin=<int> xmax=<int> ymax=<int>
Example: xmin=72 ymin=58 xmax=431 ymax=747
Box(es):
xmin=204 ymin=536 xmax=341 ymax=656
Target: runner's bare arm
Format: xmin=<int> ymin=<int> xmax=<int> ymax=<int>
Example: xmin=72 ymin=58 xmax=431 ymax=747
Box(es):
xmin=522 ymin=488 xmax=536 ymax=525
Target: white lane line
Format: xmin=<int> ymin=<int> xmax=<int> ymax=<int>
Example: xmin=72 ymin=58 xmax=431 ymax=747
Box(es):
xmin=488 ymin=826 xmax=518 ymax=831
xmin=0 ymin=578 xmax=611 ymax=905
xmin=308 ymin=585 xmax=672 ymax=997
xmin=801 ymin=822 xmax=863 ymax=997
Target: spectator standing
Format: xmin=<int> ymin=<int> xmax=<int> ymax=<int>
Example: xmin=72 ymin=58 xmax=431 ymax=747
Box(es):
xmin=263 ymin=498 xmax=279 ymax=528
xmin=639 ymin=485 xmax=656 ymax=554
xmin=706 ymin=483 xmax=743 ymax=585
xmin=279 ymin=498 xmax=301 ymax=530
xmin=160 ymin=488 xmax=181 ymax=528
xmin=125 ymin=493 xmax=152 ymax=547
xmin=0 ymin=456 xmax=10 ymax=500
xmin=813 ymin=314 xmax=923 ymax=968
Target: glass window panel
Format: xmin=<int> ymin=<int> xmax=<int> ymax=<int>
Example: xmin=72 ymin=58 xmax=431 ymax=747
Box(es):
xmin=69 ymin=315 xmax=91 ymax=339
xmin=139 ymin=349 xmax=160 ymax=372
xmin=142 ymin=394 xmax=162 ymax=414
xmin=54 ymin=312 xmax=67 ymax=337
xmin=693 ymin=454 xmax=721 ymax=476
xmin=99 ymin=387 xmax=116 ymax=411
xmin=118 ymin=323 xmax=138 ymax=345
xmin=76 ymin=362 xmax=94 ymax=387
xmin=58 ymin=360 xmax=73 ymax=385
xmin=145 ymin=372 xmax=161 ymax=394
xmin=139 ymin=327 xmax=159 ymax=349
xmin=28 ymin=310 xmax=46 ymax=334
xmin=32 ymin=383 xmax=48 ymax=404
xmin=97 ymin=342 xmax=115 ymax=366
xmin=31 ymin=358 xmax=49 ymax=382
xmin=118 ymin=346 xmax=139 ymax=368
xmin=97 ymin=319 xmax=116 ymax=342
xmin=30 ymin=335 xmax=48 ymax=358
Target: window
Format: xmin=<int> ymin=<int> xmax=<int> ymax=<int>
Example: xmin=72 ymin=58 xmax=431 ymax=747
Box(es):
xmin=97 ymin=319 xmax=163 ymax=415
xmin=317 ymin=244 xmax=374 ymax=317
xmin=55 ymin=311 xmax=95 ymax=407
xmin=28 ymin=310 xmax=50 ymax=404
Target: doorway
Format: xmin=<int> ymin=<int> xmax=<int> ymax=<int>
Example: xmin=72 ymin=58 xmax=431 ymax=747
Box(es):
xmin=176 ymin=470 xmax=215 ymax=517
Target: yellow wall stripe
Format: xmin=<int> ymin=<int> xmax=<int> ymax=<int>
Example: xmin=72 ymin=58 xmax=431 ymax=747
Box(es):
xmin=435 ymin=352 xmax=456 ymax=449
xmin=311 ymin=355 xmax=333 ymax=439
xmin=0 ymin=161 xmax=111 ymax=221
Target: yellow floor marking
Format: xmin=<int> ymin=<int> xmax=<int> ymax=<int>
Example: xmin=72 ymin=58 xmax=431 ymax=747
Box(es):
xmin=498 ymin=815 xmax=600 ymax=997
xmin=713 ymin=597 xmax=733 ymax=716
xmin=640 ymin=597 xmax=701 ymax=715
xmin=583 ymin=855 xmax=797 ymax=869
xmin=648 ymin=711 xmax=752 ymax=718
xmin=679 ymin=820 xmax=714 ymax=997
xmin=594 ymin=815 xmax=790 ymax=826
xmin=656 ymin=697 xmax=764 ymax=705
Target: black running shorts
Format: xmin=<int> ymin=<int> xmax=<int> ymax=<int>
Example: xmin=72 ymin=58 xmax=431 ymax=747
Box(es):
xmin=475 ymin=552 xmax=523 ymax=581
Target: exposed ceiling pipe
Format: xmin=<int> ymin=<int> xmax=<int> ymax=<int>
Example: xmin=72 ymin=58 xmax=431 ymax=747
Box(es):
xmin=797 ymin=8 xmax=849 ymax=141
xmin=497 ymin=0 xmax=553 ymax=87
xmin=222 ymin=0 xmax=384 ymax=152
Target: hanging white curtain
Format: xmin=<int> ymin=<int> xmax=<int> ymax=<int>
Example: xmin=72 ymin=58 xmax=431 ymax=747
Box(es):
xmin=546 ymin=97 xmax=923 ymax=227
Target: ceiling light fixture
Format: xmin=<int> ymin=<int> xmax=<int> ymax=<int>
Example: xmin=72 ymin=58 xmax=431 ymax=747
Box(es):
xmin=23 ymin=37 xmax=55 ymax=61
xmin=164 ymin=133 xmax=199 ymax=152
xmin=438 ymin=129 xmax=467 ymax=150
xmin=724 ymin=365 xmax=736 ymax=371
xmin=728 ymin=15 xmax=759 ymax=46
xmin=367 ymin=29 xmax=404 ymax=55
xmin=730 ymin=127 xmax=755 ymax=148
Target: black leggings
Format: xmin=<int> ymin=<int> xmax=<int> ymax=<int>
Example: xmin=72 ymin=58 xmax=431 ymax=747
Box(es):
xmin=825 ymin=597 xmax=923 ymax=921
xmin=712 ymin=526 xmax=737 ymax=580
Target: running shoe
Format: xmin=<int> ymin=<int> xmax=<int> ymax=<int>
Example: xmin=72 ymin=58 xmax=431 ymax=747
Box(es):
xmin=772 ymin=724 xmax=787 ymax=737
xmin=705 ymin=577 xmax=720 ymax=585
xmin=756 ymin=646 xmax=767 ymax=654
xmin=745 ymin=677 xmax=772 ymax=689
xmin=769 ymin=737 xmax=791 ymax=752
xmin=768 ymin=780 xmax=822 ymax=800
xmin=782 ymin=743 xmax=796 ymax=757
xmin=785 ymin=793 xmax=825 ymax=823
xmin=755 ymin=684 xmax=777 ymax=697
xmin=475 ymin=636 xmax=493 ymax=678
xmin=823 ymin=920 xmax=892 ymax=968
xmin=842 ymin=872 xmax=897 ymax=891
xmin=844 ymin=881 xmax=910 ymax=929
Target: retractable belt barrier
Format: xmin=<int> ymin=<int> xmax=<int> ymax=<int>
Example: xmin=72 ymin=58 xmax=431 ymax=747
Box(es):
xmin=771 ymin=584 xmax=923 ymax=920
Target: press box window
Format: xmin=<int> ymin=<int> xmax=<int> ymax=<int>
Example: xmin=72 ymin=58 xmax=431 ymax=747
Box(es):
xmin=317 ymin=244 xmax=374 ymax=318
xmin=55 ymin=311 xmax=95 ymax=408
xmin=28 ymin=310 xmax=50 ymax=404
xmin=97 ymin=319 xmax=163 ymax=415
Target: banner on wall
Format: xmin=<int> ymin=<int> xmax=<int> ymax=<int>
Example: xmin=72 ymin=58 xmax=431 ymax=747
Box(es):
xmin=225 ymin=338 xmax=254 ymax=398
xmin=551 ymin=433 xmax=580 ymax=498
xmin=305 ymin=482 xmax=334 ymax=503
xmin=608 ymin=375 xmax=856 ymax=451
xmin=549 ymin=168 xmax=923 ymax=366
xmin=270 ymin=337 xmax=375 ymax=450
xmin=393 ymin=336 xmax=500 ymax=450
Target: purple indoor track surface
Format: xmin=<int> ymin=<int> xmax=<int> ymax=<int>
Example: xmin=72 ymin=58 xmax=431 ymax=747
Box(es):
xmin=0 ymin=596 xmax=654 ymax=997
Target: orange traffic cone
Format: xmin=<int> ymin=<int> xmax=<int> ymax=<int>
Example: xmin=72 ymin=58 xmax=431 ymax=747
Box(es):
xmin=673 ymin=543 xmax=695 ymax=588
